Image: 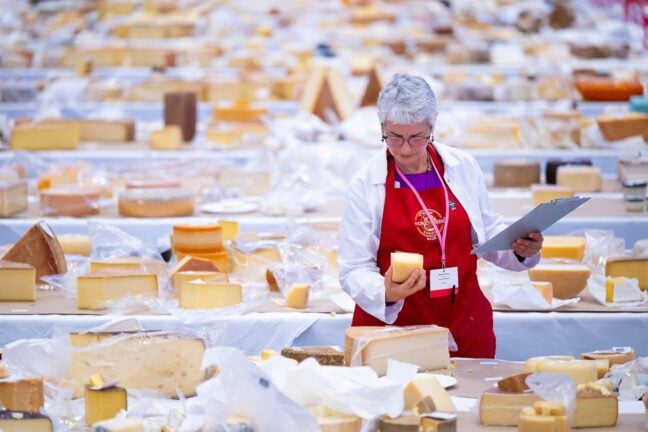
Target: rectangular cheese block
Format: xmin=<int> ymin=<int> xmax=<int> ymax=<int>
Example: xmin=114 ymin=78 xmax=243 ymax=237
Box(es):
xmin=573 ymin=391 xmax=618 ymax=428
xmin=280 ymin=347 xmax=344 ymax=366
xmin=149 ymin=126 xmax=182 ymax=150
xmin=403 ymin=375 xmax=455 ymax=412
xmin=180 ymin=280 xmax=242 ymax=309
xmin=493 ymin=160 xmax=540 ymax=188
xmin=85 ymin=385 xmax=127 ymax=425
xmin=10 ymin=123 xmax=80 ymax=150
xmin=172 ymin=223 xmax=223 ymax=253
xmin=556 ymin=165 xmax=602 ymax=193
xmin=0 ymin=260 xmax=36 ymax=301
xmin=92 ymin=417 xmax=144 ymax=431
xmin=531 ymin=184 xmax=574 ymax=206
xmin=172 ymin=271 xmax=227 ymax=290
xmin=536 ymin=360 xmax=598 ymax=385
xmin=528 ymin=264 xmax=590 ymax=299
xmin=344 ymin=326 xmax=449 ymax=376
xmin=479 ymin=389 xmax=541 ymax=426
xmin=89 ymin=258 xmax=142 ymax=273
xmin=77 ymin=270 xmax=158 ymax=310
xmin=531 ymin=282 xmax=553 ymax=304
xmin=58 ymin=235 xmax=92 ymax=256
xmin=605 ymin=257 xmax=648 ymax=290
xmin=580 ymin=347 xmax=636 ymax=367
xmin=164 ymin=92 xmax=197 ymax=142
xmin=170 ymin=255 xmax=220 ymax=275
xmin=34 ymin=119 xmax=135 ymax=142
xmin=0 ymin=378 xmax=44 ymax=412
xmin=285 ymin=283 xmax=310 ymax=308
xmin=518 ymin=413 xmax=567 ymax=432
xmin=68 ymin=332 xmax=206 ymax=398
xmin=597 ymin=112 xmax=648 ymax=141
xmin=0 ymin=411 xmax=53 ymax=432
xmin=0 ymin=181 xmax=28 ymax=217
xmin=540 ymin=236 xmax=586 ymax=261
xmin=605 ymin=277 xmax=643 ymax=302
xmin=391 ymin=252 xmax=424 ymax=283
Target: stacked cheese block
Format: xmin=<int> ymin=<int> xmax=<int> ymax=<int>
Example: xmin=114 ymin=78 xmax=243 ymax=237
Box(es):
xmin=0 ymin=362 xmax=49 ymax=431
xmin=530 ymin=236 xmax=590 ymax=300
xmin=207 ymin=100 xmax=269 ymax=148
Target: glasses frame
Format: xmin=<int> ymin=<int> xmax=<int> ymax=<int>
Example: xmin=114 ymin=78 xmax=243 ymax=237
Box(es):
xmin=381 ymin=127 xmax=433 ymax=148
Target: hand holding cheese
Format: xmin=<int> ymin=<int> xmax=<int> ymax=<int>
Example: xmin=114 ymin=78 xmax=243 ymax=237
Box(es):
xmin=384 ymin=265 xmax=426 ymax=303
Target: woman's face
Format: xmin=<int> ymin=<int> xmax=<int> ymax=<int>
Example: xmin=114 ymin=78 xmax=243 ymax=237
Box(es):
xmin=382 ymin=121 xmax=432 ymax=165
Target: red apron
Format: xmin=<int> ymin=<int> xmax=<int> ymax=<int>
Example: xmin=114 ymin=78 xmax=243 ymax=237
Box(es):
xmin=351 ymin=146 xmax=495 ymax=358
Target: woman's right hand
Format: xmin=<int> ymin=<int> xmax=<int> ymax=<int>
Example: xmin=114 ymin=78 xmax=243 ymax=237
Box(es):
xmin=384 ymin=266 xmax=426 ymax=302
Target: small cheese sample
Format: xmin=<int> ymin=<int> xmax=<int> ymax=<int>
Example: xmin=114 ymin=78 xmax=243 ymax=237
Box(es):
xmin=528 ymin=264 xmax=590 ymax=299
xmin=391 ymin=252 xmax=424 ymax=283
xmin=40 ymin=187 xmax=101 ymax=216
xmin=58 ymin=234 xmax=92 ymax=256
xmin=77 ymin=270 xmax=158 ymax=310
xmin=280 ymin=347 xmax=344 ymax=366
xmin=180 ymin=280 xmax=242 ymax=309
xmin=518 ymin=402 xmax=568 ymax=432
xmin=1 ymin=221 xmax=67 ymax=280
xmin=10 ymin=123 xmax=79 ymax=150
xmin=573 ymin=384 xmax=618 ymax=428
xmin=172 ymin=271 xmax=227 ymax=290
xmin=344 ymin=326 xmax=449 ymax=376
xmin=149 ymin=126 xmax=182 ymax=150
xmin=580 ymin=347 xmax=636 ymax=367
xmin=68 ymin=332 xmax=206 ymax=398
xmin=605 ymin=257 xmax=648 ymax=290
xmin=497 ymin=372 xmax=532 ymax=393
xmin=0 ymin=181 xmax=28 ymax=217
xmin=420 ymin=413 xmax=457 ymax=432
xmin=218 ymin=220 xmax=239 ymax=240
xmin=0 ymin=411 xmax=53 ymax=432
xmin=597 ymin=112 xmax=648 ymax=141
xmin=118 ymin=188 xmax=194 ymax=217
xmin=536 ymin=360 xmax=598 ymax=385
xmin=85 ymin=385 xmax=127 ymax=425
xmin=540 ymin=236 xmax=586 ymax=261
xmin=92 ymin=418 xmax=144 ymax=432
xmin=172 ymin=223 xmax=223 ymax=253
xmin=531 ymin=185 xmax=574 ymax=206
xmin=0 ymin=261 xmax=36 ymax=301
xmin=556 ymin=165 xmax=602 ymax=193
xmin=403 ymin=375 xmax=455 ymax=412
xmin=531 ymin=282 xmax=553 ymax=304
xmin=493 ymin=160 xmax=541 ymax=188
xmin=0 ymin=377 xmax=44 ymax=412
xmin=605 ymin=277 xmax=643 ymax=303
xmin=285 ymin=282 xmax=310 ymax=308
xmin=175 ymin=250 xmax=229 ymax=273
xmin=479 ymin=390 xmax=542 ymax=426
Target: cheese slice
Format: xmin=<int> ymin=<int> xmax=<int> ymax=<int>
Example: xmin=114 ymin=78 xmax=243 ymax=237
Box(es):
xmin=149 ymin=126 xmax=182 ymax=150
xmin=0 ymin=411 xmax=53 ymax=432
xmin=605 ymin=277 xmax=643 ymax=303
xmin=77 ymin=270 xmax=158 ymax=310
xmin=497 ymin=372 xmax=532 ymax=393
xmin=85 ymin=385 xmax=127 ymax=425
xmin=493 ymin=160 xmax=540 ymax=187
xmin=0 ymin=181 xmax=28 ymax=217
xmin=479 ymin=389 xmax=542 ymax=426
xmin=172 ymin=271 xmax=227 ymax=290
xmin=528 ymin=264 xmax=590 ymax=299
xmin=40 ymin=187 xmax=101 ymax=217
xmin=344 ymin=326 xmax=449 ymax=376
xmin=58 ymin=235 xmax=92 ymax=256
xmin=10 ymin=123 xmax=79 ymax=150
xmin=531 ymin=184 xmax=574 ymax=206
xmin=172 ymin=223 xmax=223 ymax=253
xmin=391 ymin=252 xmax=424 ymax=283
xmin=280 ymin=347 xmax=344 ymax=366
xmin=285 ymin=283 xmax=310 ymax=308
xmin=0 ymin=377 xmax=44 ymax=412
xmin=605 ymin=257 xmax=648 ymax=290
xmin=573 ymin=389 xmax=618 ymax=428
xmin=0 ymin=261 xmax=36 ymax=301
xmin=299 ymin=66 xmax=354 ymax=124
xmin=180 ymin=280 xmax=242 ymax=309
xmin=537 ymin=360 xmax=598 ymax=385
xmin=403 ymin=375 xmax=455 ymax=412
xmin=540 ymin=236 xmax=586 ymax=261
xmin=531 ymin=282 xmax=553 ymax=304
xmin=91 ymin=417 xmax=144 ymax=431
xmin=556 ymin=165 xmax=602 ymax=193
xmin=1 ymin=221 xmax=67 ymax=280
xmin=170 ymin=255 xmax=220 ymax=275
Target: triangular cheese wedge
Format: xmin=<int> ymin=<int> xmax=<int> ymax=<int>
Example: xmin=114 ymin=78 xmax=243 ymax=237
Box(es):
xmin=300 ymin=66 xmax=354 ymax=123
xmin=2 ymin=221 xmax=67 ymax=280
xmin=360 ymin=66 xmax=386 ymax=107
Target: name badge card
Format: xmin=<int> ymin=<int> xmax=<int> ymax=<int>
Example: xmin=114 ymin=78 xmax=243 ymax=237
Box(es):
xmin=429 ymin=267 xmax=458 ymax=298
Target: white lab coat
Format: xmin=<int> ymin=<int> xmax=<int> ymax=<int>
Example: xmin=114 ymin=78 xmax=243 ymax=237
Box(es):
xmin=338 ymin=142 xmax=540 ymax=323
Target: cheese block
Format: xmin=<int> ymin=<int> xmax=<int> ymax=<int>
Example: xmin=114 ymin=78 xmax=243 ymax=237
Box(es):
xmin=149 ymin=126 xmax=182 ymax=150
xmin=573 ymin=387 xmax=618 ymax=428
xmin=531 ymin=185 xmax=574 ymax=206
xmin=403 ymin=375 xmax=455 ymax=412
xmin=344 ymin=326 xmax=449 ymax=376
xmin=391 ymin=252 xmax=424 ymax=283
xmin=378 ymin=414 xmax=419 ymax=432
xmin=497 ymin=372 xmax=532 ymax=393
xmin=170 ymin=255 xmax=220 ymax=275
xmin=299 ymin=66 xmax=354 ymax=124
xmin=213 ymin=100 xmax=267 ymax=123
xmin=598 ymin=112 xmax=648 ymax=141
xmin=525 ymin=355 xmax=575 ymax=372
xmin=58 ymin=234 xmax=92 ymax=256
xmin=540 ymin=236 xmax=586 ymax=261
xmin=68 ymin=332 xmax=206 ymax=398
xmin=1 ymin=221 xmax=67 ymax=280
xmin=575 ymin=77 xmax=643 ymax=102
xmin=180 ymin=280 xmax=242 ymax=309
xmin=10 ymin=123 xmax=79 ymax=150
xmin=493 ymin=160 xmax=540 ymax=188
xmin=464 ymin=117 xmax=521 ymax=149
xmin=318 ymin=415 xmax=361 ymax=432
xmin=218 ymin=220 xmax=239 ymax=240
xmin=605 ymin=257 xmax=648 ymax=290
xmin=532 ymin=282 xmax=553 ymax=304
xmin=0 ymin=363 xmax=8 ymax=379
xmin=172 ymin=223 xmax=223 ymax=253
xmin=580 ymin=347 xmax=636 ymax=367
xmin=605 ymin=277 xmax=643 ymax=303
xmin=33 ymin=119 xmax=135 ymax=142
xmin=556 ymin=165 xmax=602 ymax=193
xmin=537 ymin=360 xmax=598 ymax=385
xmin=89 ymin=258 xmax=143 ymax=273
xmin=545 ymin=159 xmax=592 ymax=185
xmin=118 ymin=188 xmax=194 ymax=217
xmin=528 ymin=264 xmax=590 ymax=299
xmin=479 ymin=389 xmax=542 ymax=426
xmin=0 ymin=411 xmax=53 ymax=432
xmin=77 ymin=270 xmax=158 ymax=310
xmin=280 ymin=347 xmax=344 ymax=366
xmin=124 ymin=179 xmax=182 ymax=189
xmin=0 ymin=181 xmax=28 ymax=217
xmin=419 ymin=413 xmax=457 ymax=432
xmin=164 ymin=92 xmax=197 ymax=142
xmin=0 ymin=377 xmax=44 ymax=412
xmin=175 ymin=250 xmax=229 ymax=273
xmin=173 ymin=271 xmax=227 ymax=290
xmin=40 ymin=187 xmax=101 ymax=216
xmin=85 ymin=385 xmax=127 ymax=425
xmin=92 ymin=417 xmax=144 ymax=432
xmin=518 ymin=404 xmax=568 ymax=432
xmin=0 ymin=261 xmax=36 ymax=301
xmin=285 ymin=283 xmax=310 ymax=308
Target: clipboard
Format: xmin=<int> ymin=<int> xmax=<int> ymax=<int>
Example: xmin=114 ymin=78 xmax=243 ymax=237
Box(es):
xmin=471 ymin=196 xmax=590 ymax=256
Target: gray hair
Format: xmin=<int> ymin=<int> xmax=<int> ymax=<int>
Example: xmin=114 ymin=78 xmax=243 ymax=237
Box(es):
xmin=377 ymin=74 xmax=437 ymax=126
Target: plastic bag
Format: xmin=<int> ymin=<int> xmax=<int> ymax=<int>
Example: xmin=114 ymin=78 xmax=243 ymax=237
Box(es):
xmin=41 ymin=254 xmax=89 ymax=298
xmin=491 ymin=281 xmax=580 ymax=310
xmin=579 ymin=230 xmax=625 ymax=272
xmin=604 ymin=357 xmax=648 ymax=401
xmin=526 ymin=372 xmax=577 ymax=415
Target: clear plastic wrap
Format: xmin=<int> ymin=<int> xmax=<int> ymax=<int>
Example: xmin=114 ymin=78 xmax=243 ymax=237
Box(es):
xmin=603 ymin=357 xmax=648 ymax=401
xmin=580 ymin=229 xmax=626 ymax=273
xmin=526 ymin=372 xmax=577 ymax=416
xmin=491 ymin=280 xmax=580 ymax=310
xmin=587 ymin=274 xmax=647 ymax=308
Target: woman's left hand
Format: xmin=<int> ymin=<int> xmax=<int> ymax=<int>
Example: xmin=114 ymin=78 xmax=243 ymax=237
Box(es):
xmin=512 ymin=231 xmax=544 ymax=258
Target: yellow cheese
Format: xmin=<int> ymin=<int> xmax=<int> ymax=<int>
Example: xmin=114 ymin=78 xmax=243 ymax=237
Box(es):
xmin=0 ymin=377 xmax=44 ymax=412
xmin=531 ymin=282 xmax=553 ymax=304
xmin=537 ymin=360 xmax=598 ymax=385
xmin=40 ymin=187 xmax=101 ymax=217
xmin=0 ymin=181 xmax=28 ymax=217
xmin=493 ymin=160 xmax=540 ymax=188
xmin=605 ymin=257 xmax=648 ymax=290
xmin=91 ymin=417 xmax=144 ymax=431
xmin=170 ymin=255 xmax=220 ymax=275
xmin=212 ymin=100 xmax=267 ymax=123
xmin=310 ymin=406 xmax=361 ymax=432
xmin=573 ymin=389 xmax=618 ymax=428
xmin=89 ymin=258 xmax=142 ymax=273
xmin=34 ymin=119 xmax=135 ymax=142
xmin=391 ymin=251 xmax=424 ymax=283
xmin=556 ymin=165 xmax=602 ymax=193
xmin=218 ymin=220 xmax=239 ymax=240
xmin=118 ymin=188 xmax=194 ymax=218
xmin=10 ymin=123 xmax=79 ymax=150
xmin=403 ymin=375 xmax=455 ymax=412
xmin=58 ymin=235 xmax=92 ymax=256
xmin=0 ymin=363 xmax=8 ymax=379
xmin=77 ymin=270 xmax=158 ymax=310
xmin=172 ymin=223 xmax=223 ymax=253
xmin=419 ymin=413 xmax=457 ymax=432
xmin=605 ymin=277 xmax=643 ymax=302
xmin=526 ymin=356 xmax=575 ymax=372
xmin=0 ymin=261 xmax=36 ymax=301
xmin=531 ymin=185 xmax=574 ymax=206
xmin=528 ymin=264 xmax=590 ymax=299
xmin=285 ymin=283 xmax=310 ymax=308
xmin=261 ymin=349 xmax=279 ymax=360
xmin=88 ymin=374 xmax=104 ymax=388
xmin=149 ymin=126 xmax=182 ymax=150
xmin=580 ymin=347 xmax=636 ymax=367
xmin=518 ymin=401 xmax=568 ymax=432
xmin=179 ymin=280 xmax=242 ymax=309
xmin=175 ymin=250 xmax=229 ymax=273
xmin=85 ymin=385 xmax=127 ymax=425
xmin=172 ymin=271 xmax=227 ymax=290
xmin=0 ymin=411 xmax=53 ymax=432
xmin=479 ymin=389 xmax=542 ymax=426
xmin=540 ymin=236 xmax=586 ymax=261
xmin=299 ymin=66 xmax=354 ymax=123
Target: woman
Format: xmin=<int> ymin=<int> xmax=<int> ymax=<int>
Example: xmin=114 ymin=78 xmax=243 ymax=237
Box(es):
xmin=338 ymin=74 xmax=543 ymax=358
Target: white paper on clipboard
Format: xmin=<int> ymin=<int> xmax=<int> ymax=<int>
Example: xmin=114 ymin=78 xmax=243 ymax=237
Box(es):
xmin=471 ymin=197 xmax=590 ymax=255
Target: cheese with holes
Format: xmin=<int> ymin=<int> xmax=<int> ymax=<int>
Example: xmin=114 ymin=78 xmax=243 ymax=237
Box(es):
xmin=497 ymin=372 xmax=532 ymax=393
xmin=0 ymin=181 xmax=28 ymax=217
xmin=58 ymin=235 xmax=92 ymax=256
xmin=597 ymin=112 xmax=648 ymax=141
xmin=172 ymin=223 xmax=223 ymax=253
xmin=0 ymin=261 xmax=35 ymax=301
xmin=10 ymin=123 xmax=79 ymax=150
xmin=403 ymin=375 xmax=455 ymax=412
xmin=532 ymin=282 xmax=553 ymax=304
xmin=40 ymin=187 xmax=101 ymax=216
xmin=537 ymin=360 xmax=598 ymax=385
xmin=77 ymin=270 xmax=158 ymax=310
xmin=580 ymin=347 xmax=635 ymax=367
xmin=528 ymin=264 xmax=590 ymax=299
xmin=68 ymin=332 xmax=206 ymax=398
xmin=180 ymin=280 xmax=242 ymax=309
xmin=176 ymin=250 xmax=229 ymax=273
xmin=0 ymin=378 xmax=44 ymax=412
xmin=391 ymin=252 xmax=424 ymax=283
xmin=556 ymin=166 xmax=602 ymax=193
xmin=479 ymin=389 xmax=542 ymax=426
xmin=605 ymin=257 xmax=648 ymax=290
xmin=91 ymin=417 xmax=144 ymax=431
xmin=531 ymin=185 xmax=574 ymax=206
xmin=172 ymin=271 xmax=227 ymax=290
xmin=573 ymin=388 xmax=618 ymax=428
xmin=285 ymin=283 xmax=310 ymax=308
xmin=541 ymin=236 xmax=586 ymax=261
xmin=605 ymin=277 xmax=643 ymax=303
xmin=149 ymin=126 xmax=182 ymax=150
xmin=493 ymin=160 xmax=540 ymax=187
xmin=1 ymin=221 xmax=67 ymax=280
xmin=118 ymin=188 xmax=194 ymax=217
xmin=85 ymin=385 xmax=127 ymax=425
xmin=344 ymin=326 xmax=449 ymax=376
xmin=0 ymin=411 xmax=53 ymax=432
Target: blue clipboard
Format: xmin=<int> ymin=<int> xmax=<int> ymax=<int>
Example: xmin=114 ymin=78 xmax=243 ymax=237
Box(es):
xmin=471 ymin=196 xmax=590 ymax=256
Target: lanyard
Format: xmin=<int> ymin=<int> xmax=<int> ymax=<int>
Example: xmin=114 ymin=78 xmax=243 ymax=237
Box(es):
xmin=394 ymin=151 xmax=450 ymax=269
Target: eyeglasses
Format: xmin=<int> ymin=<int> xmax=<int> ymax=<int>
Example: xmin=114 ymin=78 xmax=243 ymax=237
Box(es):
xmin=381 ymin=129 xmax=432 ymax=147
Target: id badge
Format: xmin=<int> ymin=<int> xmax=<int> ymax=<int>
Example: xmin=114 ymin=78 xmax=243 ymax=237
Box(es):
xmin=429 ymin=267 xmax=459 ymax=298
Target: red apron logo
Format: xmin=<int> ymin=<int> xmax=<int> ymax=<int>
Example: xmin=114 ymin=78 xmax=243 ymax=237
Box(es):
xmin=414 ymin=209 xmax=444 ymax=240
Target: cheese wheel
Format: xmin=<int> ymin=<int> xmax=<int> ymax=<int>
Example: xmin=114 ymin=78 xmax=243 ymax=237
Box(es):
xmin=528 ymin=264 xmax=590 ymax=299
xmin=172 ymin=223 xmax=223 ymax=253
xmin=118 ymin=188 xmax=194 ymax=217
xmin=40 ymin=187 xmax=101 ymax=217
xmin=537 ymin=360 xmax=598 ymax=385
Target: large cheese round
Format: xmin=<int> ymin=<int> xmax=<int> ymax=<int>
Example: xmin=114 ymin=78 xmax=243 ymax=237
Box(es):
xmin=172 ymin=223 xmax=223 ymax=253
xmin=528 ymin=264 xmax=591 ymax=299
xmin=493 ymin=160 xmax=540 ymax=187
xmin=118 ymin=188 xmax=194 ymax=217
xmin=40 ymin=187 xmax=101 ymax=216
xmin=537 ymin=360 xmax=598 ymax=385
